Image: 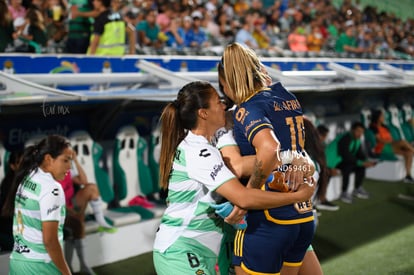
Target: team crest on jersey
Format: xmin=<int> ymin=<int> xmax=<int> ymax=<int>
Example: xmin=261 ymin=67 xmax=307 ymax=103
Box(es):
xmin=195 ymin=269 xmax=206 ymax=275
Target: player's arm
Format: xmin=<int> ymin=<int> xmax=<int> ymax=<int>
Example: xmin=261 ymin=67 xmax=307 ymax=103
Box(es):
xmin=216 ymin=177 xmax=315 ymax=210
xmin=220 ymin=145 xmax=255 ymax=178
xmin=248 ymin=128 xmax=281 ymax=189
xmin=43 ymin=221 xmax=71 ymax=275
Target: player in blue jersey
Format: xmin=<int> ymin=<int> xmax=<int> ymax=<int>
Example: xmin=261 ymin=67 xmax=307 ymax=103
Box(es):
xmin=219 ymin=42 xmax=317 ymax=275
xmin=153 ymin=81 xmax=315 ymax=275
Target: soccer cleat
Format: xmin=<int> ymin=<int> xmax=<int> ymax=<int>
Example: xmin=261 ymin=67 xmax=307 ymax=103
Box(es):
xmin=403 ymin=175 xmax=414 ymax=184
xmin=316 ymin=201 xmax=340 ymax=211
xmin=353 ymin=187 xmax=370 ymax=199
xmin=97 ymin=226 xmax=118 ymax=234
xmin=340 ymin=193 xmax=353 ymax=204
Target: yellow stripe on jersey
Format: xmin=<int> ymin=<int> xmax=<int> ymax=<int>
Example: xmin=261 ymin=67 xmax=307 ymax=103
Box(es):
xmin=241 ymin=262 xmax=280 ymax=275
xmin=233 ymin=228 xmax=246 ymax=257
xmin=247 ymin=123 xmax=273 ymax=143
xmin=263 ymin=210 xmax=314 ymax=224
xmin=283 ymin=261 xmax=303 ymax=267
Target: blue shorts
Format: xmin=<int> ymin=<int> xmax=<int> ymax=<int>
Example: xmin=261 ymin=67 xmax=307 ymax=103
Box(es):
xmin=233 ymin=211 xmax=315 ymax=274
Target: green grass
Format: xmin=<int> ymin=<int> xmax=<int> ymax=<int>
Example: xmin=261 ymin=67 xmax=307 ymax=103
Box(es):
xmin=90 ymin=179 xmax=414 ymax=275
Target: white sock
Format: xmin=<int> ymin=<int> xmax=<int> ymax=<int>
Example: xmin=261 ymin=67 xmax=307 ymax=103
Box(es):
xmin=64 ymin=240 xmax=74 ymax=272
xmin=90 ymin=198 xmax=112 ymax=228
xmin=74 ymin=239 xmax=96 ymax=275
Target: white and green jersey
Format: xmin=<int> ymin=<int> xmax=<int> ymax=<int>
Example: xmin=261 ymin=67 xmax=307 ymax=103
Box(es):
xmin=153 ymin=131 xmax=236 ymax=255
xmin=11 ymin=168 xmax=66 ymax=263
xmin=211 ymin=127 xmax=237 ymax=150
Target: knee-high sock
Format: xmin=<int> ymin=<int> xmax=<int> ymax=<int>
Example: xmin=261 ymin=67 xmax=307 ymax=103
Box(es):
xmin=90 ymin=198 xmax=112 ymax=228
xmin=64 ymin=239 xmax=74 ymax=272
xmin=74 ymin=239 xmax=96 ymax=275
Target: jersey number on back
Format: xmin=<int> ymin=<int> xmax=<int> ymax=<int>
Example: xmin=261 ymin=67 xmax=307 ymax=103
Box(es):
xmin=285 ymin=116 xmax=305 ymax=151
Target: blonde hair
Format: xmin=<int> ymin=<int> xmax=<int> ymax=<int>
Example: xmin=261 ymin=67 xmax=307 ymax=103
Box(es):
xmin=222 ymin=43 xmax=268 ymax=105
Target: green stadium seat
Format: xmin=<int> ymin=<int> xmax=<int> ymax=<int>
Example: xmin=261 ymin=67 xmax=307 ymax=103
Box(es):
xmin=69 ymin=131 xmax=142 ymax=228
xmin=387 ymin=105 xmax=404 ymax=141
xmin=112 ymin=126 xmax=164 ymax=218
xmin=0 ymin=143 xmax=9 ymax=184
xmin=401 ymin=104 xmax=414 ymax=143
xmin=148 ymin=122 xmax=161 ymax=196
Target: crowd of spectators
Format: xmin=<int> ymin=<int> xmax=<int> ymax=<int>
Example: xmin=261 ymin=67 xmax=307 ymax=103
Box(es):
xmin=0 ymin=0 xmax=413 ymax=59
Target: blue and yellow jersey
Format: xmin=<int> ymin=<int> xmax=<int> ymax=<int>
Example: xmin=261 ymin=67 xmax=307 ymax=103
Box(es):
xmin=232 ymin=82 xmax=313 ymax=224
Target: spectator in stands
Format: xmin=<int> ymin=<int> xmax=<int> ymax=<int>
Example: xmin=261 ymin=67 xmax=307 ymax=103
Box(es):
xmin=184 ymin=11 xmax=210 ymax=50
xmin=335 ymin=21 xmax=363 ymax=57
xmin=369 ymin=109 xmax=414 ymax=183
xmin=136 ymin=8 xmax=164 ymax=49
xmin=201 ymin=9 xmax=220 ymax=45
xmin=65 ymin=0 xmax=96 ymax=54
xmin=165 ymin=16 xmax=184 ymax=49
xmin=16 ymin=7 xmax=48 ymax=53
xmin=337 ymin=122 xmax=377 ymax=204
xmin=288 ymin=24 xmax=309 ymax=53
xmin=59 ymin=151 xmax=115 ymax=275
xmin=233 ymin=0 xmax=249 ymax=18
xmin=87 ymin=0 xmax=135 ymax=55
xmin=8 ymin=0 xmax=26 ymax=20
xmin=0 ymin=150 xmax=23 ymax=252
xmin=252 ymin=16 xmax=271 ymax=49
xmin=304 ymin=121 xmax=339 ymax=211
xmin=45 ymin=0 xmax=67 ymax=51
xmin=357 ymin=28 xmax=376 ymax=57
xmin=216 ymin=9 xmax=235 ymax=42
xmin=2 ymin=135 xmax=72 ymax=275
xmin=234 ymin=12 xmax=259 ymax=50
xmin=397 ymin=33 xmax=414 ymax=57
xmin=307 ymin=24 xmax=325 ymax=52
xmin=156 ymin=1 xmax=174 ymax=35
xmin=0 ymin=0 xmax=15 ymax=52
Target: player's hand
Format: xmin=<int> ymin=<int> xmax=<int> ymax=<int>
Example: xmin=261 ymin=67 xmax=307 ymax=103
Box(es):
xmin=225 ymin=205 xmax=247 ymax=227
xmin=210 ymin=202 xmax=247 ymax=230
xmin=295 ymin=178 xmax=316 ymax=201
xmin=284 ymin=165 xmax=304 ymax=192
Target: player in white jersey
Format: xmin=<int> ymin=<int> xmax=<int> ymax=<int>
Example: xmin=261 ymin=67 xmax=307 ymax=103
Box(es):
xmin=153 ymin=81 xmax=316 ymax=275
xmin=2 ymin=135 xmax=72 ymax=275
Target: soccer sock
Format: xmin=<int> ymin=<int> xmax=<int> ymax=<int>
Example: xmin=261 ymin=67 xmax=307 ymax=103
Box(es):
xmin=74 ymin=239 xmax=96 ymax=275
xmin=64 ymin=239 xmax=74 ymax=272
xmin=90 ymin=198 xmax=112 ymax=228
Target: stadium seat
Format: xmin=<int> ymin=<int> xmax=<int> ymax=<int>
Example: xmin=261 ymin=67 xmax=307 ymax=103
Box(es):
xmin=0 ymin=143 xmax=9 ymax=184
xmin=401 ymin=104 xmax=414 ymax=143
xmin=360 ymin=108 xmax=371 ymax=129
xmin=387 ymin=105 xmax=405 ymax=140
xmin=148 ymin=122 xmax=161 ymax=196
xmin=112 ymin=126 xmax=164 ymax=217
xmin=69 ymin=131 xmax=142 ymax=229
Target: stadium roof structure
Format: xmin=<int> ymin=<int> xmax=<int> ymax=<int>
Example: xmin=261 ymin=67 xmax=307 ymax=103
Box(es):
xmin=0 ymin=54 xmax=413 ymax=105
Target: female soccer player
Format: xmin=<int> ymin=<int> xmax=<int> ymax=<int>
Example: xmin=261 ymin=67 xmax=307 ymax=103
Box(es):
xmin=2 ymin=134 xmax=72 ymax=275
xmin=219 ymin=42 xmax=316 ymax=275
xmin=152 ymin=81 xmax=315 ymax=275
